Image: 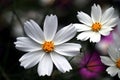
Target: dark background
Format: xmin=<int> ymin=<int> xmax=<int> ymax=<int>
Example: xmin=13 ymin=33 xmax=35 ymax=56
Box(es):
xmin=0 ymin=0 xmax=120 ymax=80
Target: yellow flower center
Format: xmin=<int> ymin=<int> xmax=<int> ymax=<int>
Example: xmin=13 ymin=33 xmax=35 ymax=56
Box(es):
xmin=91 ymin=22 xmax=102 ymax=32
xmin=42 ymin=41 xmax=54 ymax=53
xmin=116 ymin=58 xmax=120 ymax=68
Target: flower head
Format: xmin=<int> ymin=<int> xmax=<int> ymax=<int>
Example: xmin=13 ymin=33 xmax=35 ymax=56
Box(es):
xmin=100 ymin=45 xmax=120 ymax=78
xmin=14 ymin=14 xmax=81 ymax=76
xmin=79 ymin=52 xmax=105 ymax=79
xmin=74 ymin=4 xmax=119 ymax=42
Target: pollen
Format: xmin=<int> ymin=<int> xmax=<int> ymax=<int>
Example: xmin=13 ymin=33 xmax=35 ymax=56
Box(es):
xmin=42 ymin=41 xmax=54 ymax=53
xmin=116 ymin=58 xmax=120 ymax=68
xmin=91 ymin=22 xmax=102 ymax=32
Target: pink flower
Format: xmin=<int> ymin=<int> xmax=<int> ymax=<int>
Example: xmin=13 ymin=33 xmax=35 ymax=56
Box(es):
xmin=96 ymin=33 xmax=113 ymax=54
xmin=79 ymin=52 xmax=105 ymax=79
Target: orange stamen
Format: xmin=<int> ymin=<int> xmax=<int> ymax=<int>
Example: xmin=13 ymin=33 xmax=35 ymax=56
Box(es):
xmin=42 ymin=41 xmax=54 ymax=53
xmin=91 ymin=22 xmax=102 ymax=32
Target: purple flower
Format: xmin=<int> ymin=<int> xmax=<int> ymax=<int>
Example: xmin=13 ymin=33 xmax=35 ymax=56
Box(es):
xmin=96 ymin=33 xmax=113 ymax=54
xmin=79 ymin=52 xmax=105 ymax=79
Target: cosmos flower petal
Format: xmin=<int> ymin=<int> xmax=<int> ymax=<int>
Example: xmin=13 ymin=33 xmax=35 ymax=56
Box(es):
xmin=79 ymin=52 xmax=105 ymax=79
xmin=53 ymin=24 xmax=76 ymax=45
xmin=73 ymin=23 xmax=91 ymax=32
xmin=101 ymin=7 xmax=114 ymax=24
xmin=88 ymin=65 xmax=105 ymax=73
xmin=24 ymin=20 xmax=44 ymax=44
xmin=43 ymin=14 xmax=58 ymax=41
xmin=38 ymin=54 xmax=53 ymax=76
xmin=55 ymin=43 xmax=81 ymax=56
xmin=100 ymin=56 xmax=115 ymax=66
xmin=79 ymin=68 xmax=98 ymax=79
xmin=77 ymin=11 xmax=93 ymax=26
xmin=89 ymin=32 xmax=101 ymax=42
xmin=14 ymin=37 xmax=41 ymax=52
xmin=106 ymin=66 xmax=118 ymax=77
xmin=118 ymin=71 xmax=120 ymax=78
xmin=103 ymin=17 xmax=119 ymax=27
xmin=19 ymin=51 xmax=45 ymax=69
xmin=77 ymin=31 xmax=93 ymax=41
xmin=91 ymin=4 xmax=102 ymax=22
xmin=51 ymin=52 xmax=72 ymax=73
xmin=88 ymin=53 xmax=103 ymax=65
xmin=112 ymin=33 xmax=120 ymax=49
xmin=108 ymin=46 xmax=119 ymax=61
xmin=99 ymin=27 xmax=113 ymax=36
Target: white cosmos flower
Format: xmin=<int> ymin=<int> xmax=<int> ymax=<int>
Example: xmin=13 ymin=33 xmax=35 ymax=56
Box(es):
xmin=14 ymin=14 xmax=81 ymax=76
xmin=100 ymin=45 xmax=120 ymax=78
xmin=74 ymin=4 xmax=119 ymax=43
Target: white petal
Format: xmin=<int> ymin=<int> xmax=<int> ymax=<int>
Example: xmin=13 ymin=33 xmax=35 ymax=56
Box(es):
xmin=77 ymin=11 xmax=92 ymax=26
xmin=24 ymin=20 xmax=44 ymax=44
xmin=38 ymin=54 xmax=53 ymax=76
xmin=73 ymin=23 xmax=91 ymax=32
xmin=19 ymin=50 xmax=45 ymax=69
xmin=100 ymin=56 xmax=115 ymax=66
xmin=118 ymin=71 xmax=120 ymax=78
xmin=91 ymin=4 xmax=102 ymax=22
xmin=103 ymin=17 xmax=119 ymax=27
xmin=106 ymin=66 xmax=118 ymax=77
xmin=101 ymin=7 xmax=114 ymax=24
xmin=112 ymin=33 xmax=120 ymax=49
xmin=51 ymin=52 xmax=72 ymax=73
xmin=99 ymin=27 xmax=113 ymax=36
xmin=53 ymin=24 xmax=76 ymax=45
xmin=14 ymin=37 xmax=41 ymax=52
xmin=77 ymin=31 xmax=93 ymax=41
xmin=43 ymin=14 xmax=58 ymax=41
xmin=108 ymin=46 xmax=120 ymax=61
xmin=89 ymin=32 xmax=101 ymax=42
xmin=55 ymin=43 xmax=81 ymax=56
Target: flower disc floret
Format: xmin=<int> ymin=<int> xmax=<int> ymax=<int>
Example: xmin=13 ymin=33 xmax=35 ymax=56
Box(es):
xmin=92 ymin=22 xmax=101 ymax=32
xmin=42 ymin=41 xmax=54 ymax=53
xmin=116 ymin=58 xmax=120 ymax=68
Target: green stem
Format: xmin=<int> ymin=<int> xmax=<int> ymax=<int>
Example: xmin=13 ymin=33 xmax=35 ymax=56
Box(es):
xmin=12 ymin=10 xmax=24 ymax=27
xmin=69 ymin=57 xmax=74 ymax=62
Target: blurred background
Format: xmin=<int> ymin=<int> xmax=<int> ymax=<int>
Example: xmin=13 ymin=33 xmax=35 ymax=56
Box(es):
xmin=0 ymin=0 xmax=120 ymax=80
